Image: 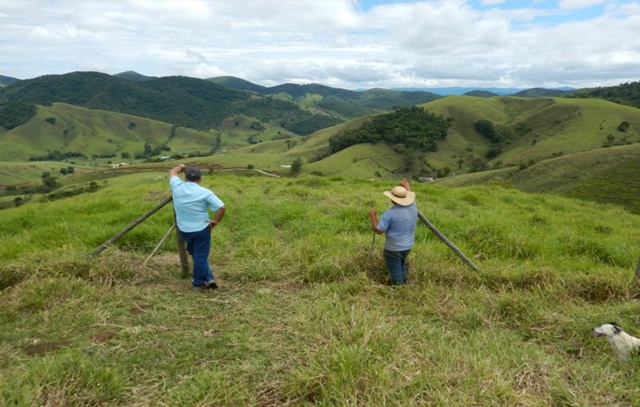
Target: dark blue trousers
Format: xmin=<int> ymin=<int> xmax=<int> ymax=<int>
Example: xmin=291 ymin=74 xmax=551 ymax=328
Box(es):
xmin=384 ymin=249 xmax=411 ymax=285
xmin=180 ymin=227 xmax=214 ymax=287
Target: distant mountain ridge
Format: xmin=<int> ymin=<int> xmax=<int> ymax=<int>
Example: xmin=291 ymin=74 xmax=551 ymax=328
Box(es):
xmin=463 ymin=90 xmax=500 ymax=98
xmin=393 ymin=86 xmax=576 ymax=96
xmin=114 ymin=71 xmax=157 ymax=82
xmin=0 ymin=71 xmax=450 ymax=135
xmin=207 ymin=75 xmax=574 ymax=98
xmin=512 ymin=88 xmax=570 ymax=97
xmin=208 ymin=75 xmax=442 ymax=114
xmin=0 ymin=75 xmax=20 ymax=86
xmin=0 ymin=71 xmax=343 ymax=135
xmin=206 ymin=76 xmax=266 ymax=93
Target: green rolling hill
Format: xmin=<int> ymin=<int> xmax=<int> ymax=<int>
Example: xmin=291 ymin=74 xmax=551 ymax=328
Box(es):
xmin=435 ymin=143 xmax=640 ymax=214
xmin=421 ymin=95 xmax=640 ymax=169
xmin=1 ymin=73 xmax=639 ymax=215
xmin=205 ymin=95 xmax=640 ymax=212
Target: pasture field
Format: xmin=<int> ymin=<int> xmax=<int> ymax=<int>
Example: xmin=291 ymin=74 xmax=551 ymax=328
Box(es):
xmin=424 ymin=96 xmax=640 ymax=168
xmin=438 ymin=143 xmax=640 ymax=214
xmin=1 ymin=172 xmax=640 ymax=406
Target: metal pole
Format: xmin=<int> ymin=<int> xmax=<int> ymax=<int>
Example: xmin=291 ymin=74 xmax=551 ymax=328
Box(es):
xmin=417 ymin=210 xmax=480 ymax=272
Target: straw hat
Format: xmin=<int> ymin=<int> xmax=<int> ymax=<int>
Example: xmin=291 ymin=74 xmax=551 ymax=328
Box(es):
xmin=383 ymin=186 xmax=416 ymax=206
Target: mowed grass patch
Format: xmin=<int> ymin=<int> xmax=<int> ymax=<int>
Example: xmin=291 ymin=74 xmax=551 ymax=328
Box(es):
xmin=1 ymin=174 xmax=640 ymax=405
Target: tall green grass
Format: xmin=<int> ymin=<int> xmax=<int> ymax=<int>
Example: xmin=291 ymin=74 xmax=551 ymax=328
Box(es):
xmin=1 ymin=173 xmax=640 ymax=406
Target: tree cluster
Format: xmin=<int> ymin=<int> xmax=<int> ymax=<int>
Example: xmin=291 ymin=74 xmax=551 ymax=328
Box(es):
xmin=47 ymin=182 xmax=99 ymax=201
xmin=473 ymin=120 xmax=533 ymax=159
xmin=328 ymin=107 xmax=452 ymax=154
xmin=565 ymin=81 xmax=640 ymax=109
xmin=0 ymin=101 xmax=36 ymax=129
xmin=134 ymin=142 xmax=170 ymax=160
xmin=473 ymin=120 xmax=530 ymax=144
xmin=29 ymin=151 xmax=87 ymax=162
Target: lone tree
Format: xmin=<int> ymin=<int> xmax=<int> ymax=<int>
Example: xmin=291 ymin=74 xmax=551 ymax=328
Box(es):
xmin=618 ymin=121 xmax=631 ymax=132
xmin=290 ymin=158 xmax=303 ymax=175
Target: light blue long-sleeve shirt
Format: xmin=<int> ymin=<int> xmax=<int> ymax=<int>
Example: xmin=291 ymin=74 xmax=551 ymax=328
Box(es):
xmin=170 ymin=176 xmax=224 ymax=233
xmin=377 ymin=202 xmax=418 ymax=251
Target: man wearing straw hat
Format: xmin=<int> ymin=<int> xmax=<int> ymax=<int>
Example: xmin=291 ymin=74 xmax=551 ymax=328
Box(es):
xmin=368 ymin=178 xmax=417 ymax=285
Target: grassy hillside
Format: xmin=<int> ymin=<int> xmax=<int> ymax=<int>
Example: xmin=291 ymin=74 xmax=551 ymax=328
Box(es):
xmin=2 ymin=94 xmax=639 ymax=217
xmin=436 ymin=144 xmax=640 ymax=214
xmin=305 ymin=143 xmax=403 ymax=178
xmin=1 ymin=173 xmax=640 ymax=405
xmin=236 ymin=95 xmax=640 ymax=182
xmin=205 ymin=117 xmax=384 ymax=177
xmin=5 ymin=93 xmax=639 ymax=174
xmin=422 ymin=96 xmax=640 ymax=170
xmin=0 ymin=103 xmax=301 ymax=164
xmin=0 ymin=161 xmax=90 ymax=188
xmin=0 ymin=103 xmax=210 ymax=162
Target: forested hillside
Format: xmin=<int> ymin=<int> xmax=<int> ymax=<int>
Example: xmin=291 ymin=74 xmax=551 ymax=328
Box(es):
xmin=0 ymin=75 xmax=20 ymax=86
xmin=566 ymin=81 xmax=640 ymax=108
xmin=0 ymin=72 xmax=341 ymax=135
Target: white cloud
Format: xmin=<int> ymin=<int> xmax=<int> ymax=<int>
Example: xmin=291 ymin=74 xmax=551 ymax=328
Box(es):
xmin=0 ymin=0 xmax=638 ymax=89
xmin=558 ymin=0 xmax=609 ymax=10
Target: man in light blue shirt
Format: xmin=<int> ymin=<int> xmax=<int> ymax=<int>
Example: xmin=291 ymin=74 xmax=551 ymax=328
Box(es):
xmin=169 ymin=164 xmax=225 ymax=289
xmin=369 ymin=178 xmax=417 ymax=285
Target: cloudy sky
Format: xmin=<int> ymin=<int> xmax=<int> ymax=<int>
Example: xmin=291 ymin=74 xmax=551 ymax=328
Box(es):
xmin=1 ymin=0 xmax=639 ymax=90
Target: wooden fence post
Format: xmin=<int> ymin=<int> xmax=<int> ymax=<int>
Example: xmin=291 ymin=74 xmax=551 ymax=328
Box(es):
xmin=174 ymin=212 xmax=190 ymax=276
xmin=89 ymin=195 xmax=173 ymax=257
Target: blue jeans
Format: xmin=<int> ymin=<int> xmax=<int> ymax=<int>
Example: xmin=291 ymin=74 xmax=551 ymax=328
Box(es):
xmin=180 ymin=227 xmax=214 ymax=287
xmin=384 ymin=249 xmax=411 ymax=285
